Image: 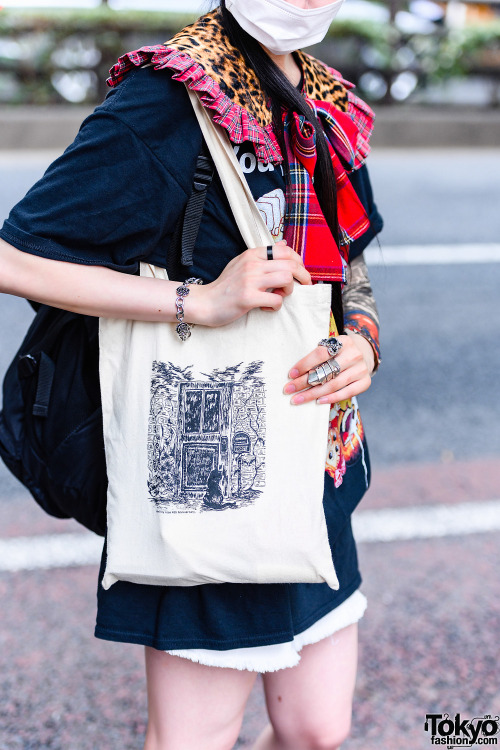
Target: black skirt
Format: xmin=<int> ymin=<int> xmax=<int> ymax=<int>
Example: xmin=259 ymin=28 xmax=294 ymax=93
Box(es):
xmin=94 ymin=441 xmax=370 ymax=651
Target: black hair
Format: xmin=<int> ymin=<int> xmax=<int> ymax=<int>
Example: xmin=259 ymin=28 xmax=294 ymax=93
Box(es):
xmin=217 ymin=0 xmax=344 ymax=333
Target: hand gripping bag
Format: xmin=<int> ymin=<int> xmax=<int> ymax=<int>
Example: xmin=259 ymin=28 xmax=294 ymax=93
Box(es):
xmin=100 ymin=90 xmax=339 ymax=590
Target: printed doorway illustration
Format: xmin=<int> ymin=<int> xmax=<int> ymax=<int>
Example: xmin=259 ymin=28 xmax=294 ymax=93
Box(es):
xmin=147 ymin=361 xmax=266 ymax=514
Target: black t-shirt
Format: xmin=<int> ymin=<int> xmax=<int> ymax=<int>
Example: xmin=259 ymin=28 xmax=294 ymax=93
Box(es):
xmin=0 ymin=64 xmax=383 ymax=650
xmin=0 ymin=65 xmax=382 ymax=284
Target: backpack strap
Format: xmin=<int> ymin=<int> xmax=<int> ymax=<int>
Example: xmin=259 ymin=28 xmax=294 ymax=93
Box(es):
xmin=32 ymin=352 xmax=55 ymax=418
xmin=167 ymin=142 xmax=214 ymax=280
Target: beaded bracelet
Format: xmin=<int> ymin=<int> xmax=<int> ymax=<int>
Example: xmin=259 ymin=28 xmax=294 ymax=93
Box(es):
xmin=175 ymin=277 xmax=203 ymax=341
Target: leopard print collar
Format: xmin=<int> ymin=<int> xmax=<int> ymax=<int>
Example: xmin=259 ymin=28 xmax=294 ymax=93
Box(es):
xmin=108 ymin=9 xmax=374 ymax=165
xmin=165 ymin=10 xmax=349 ymax=127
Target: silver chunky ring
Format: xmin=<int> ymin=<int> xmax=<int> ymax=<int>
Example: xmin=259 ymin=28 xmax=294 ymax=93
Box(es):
xmin=307 ymin=357 xmax=341 ymax=387
xmin=267 ymin=245 xmax=274 ymax=260
xmin=318 ymin=337 xmax=343 ymax=357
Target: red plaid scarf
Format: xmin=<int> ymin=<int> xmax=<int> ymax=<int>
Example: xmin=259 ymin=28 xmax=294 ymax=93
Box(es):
xmin=282 ymin=100 xmax=370 ymax=284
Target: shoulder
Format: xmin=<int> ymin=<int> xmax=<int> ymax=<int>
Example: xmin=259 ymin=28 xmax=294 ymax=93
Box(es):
xmin=94 ymin=64 xmax=197 ymax=144
xmin=71 ymin=64 xmax=202 ymax=194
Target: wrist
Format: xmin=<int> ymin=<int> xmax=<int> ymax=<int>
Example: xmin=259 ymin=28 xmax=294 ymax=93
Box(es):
xmin=345 ymin=329 xmax=376 ymax=376
xmin=182 ymin=282 xmax=213 ymax=327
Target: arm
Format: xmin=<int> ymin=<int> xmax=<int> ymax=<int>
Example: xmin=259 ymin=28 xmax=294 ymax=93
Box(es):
xmin=0 ymin=237 xmax=310 ymax=327
xmin=0 ymin=76 xmax=312 ymax=327
xmin=0 ymin=236 xmax=206 ymax=323
xmin=342 ymin=252 xmax=381 ymax=374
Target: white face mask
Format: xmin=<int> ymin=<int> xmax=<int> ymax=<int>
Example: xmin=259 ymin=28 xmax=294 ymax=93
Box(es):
xmin=225 ymin=0 xmax=345 ymax=56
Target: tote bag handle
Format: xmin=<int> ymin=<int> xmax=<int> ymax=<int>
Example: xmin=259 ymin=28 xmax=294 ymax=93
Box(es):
xmin=186 ymin=89 xmax=274 ymax=250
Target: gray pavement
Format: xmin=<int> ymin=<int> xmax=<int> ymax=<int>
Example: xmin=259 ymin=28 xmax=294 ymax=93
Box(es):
xmin=2 ymin=106 xmax=500 ymax=150
xmin=2 ymin=259 xmax=499 ymax=478
xmin=1 ymin=149 xmax=499 ymax=477
xmin=2 ymin=148 xmax=500 ymax=246
xmin=368 ymin=149 xmax=500 ymax=246
xmin=0 ymin=530 xmax=498 ymax=750
xmin=0 ymin=149 xmax=499 ymax=749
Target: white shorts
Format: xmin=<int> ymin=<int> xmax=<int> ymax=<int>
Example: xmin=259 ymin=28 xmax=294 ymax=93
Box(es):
xmin=164 ymin=589 xmax=367 ymax=673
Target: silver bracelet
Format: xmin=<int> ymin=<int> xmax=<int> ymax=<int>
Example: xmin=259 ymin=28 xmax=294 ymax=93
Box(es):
xmin=175 ymin=277 xmax=203 ymax=341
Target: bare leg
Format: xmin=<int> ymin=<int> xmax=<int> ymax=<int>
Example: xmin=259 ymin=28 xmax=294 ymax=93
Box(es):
xmin=144 ymin=647 xmax=258 ymax=750
xmin=252 ymin=622 xmax=359 ymax=750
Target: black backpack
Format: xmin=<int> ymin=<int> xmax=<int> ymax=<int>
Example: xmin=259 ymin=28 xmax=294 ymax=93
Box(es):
xmin=0 ymin=147 xmax=214 ymax=536
xmin=0 ymin=305 xmax=108 ymax=535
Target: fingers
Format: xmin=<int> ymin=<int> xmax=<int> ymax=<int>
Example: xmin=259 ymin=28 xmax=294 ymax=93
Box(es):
xmin=263 ymin=260 xmax=311 ymax=287
xmin=249 ymin=243 xmax=312 ymax=286
xmin=261 ymin=270 xmax=298 ymax=298
xmin=208 ymin=242 xmax=310 ymax=326
xmin=314 ymin=374 xmax=372 ymax=404
xmin=290 ymin=362 xmax=370 ymax=406
xmin=284 ymin=336 xmax=371 ymax=405
xmin=254 ymin=240 xmax=289 ymax=261
xmin=258 ymin=291 xmax=287 ymax=311
xmin=285 ymin=337 xmax=352 ymax=382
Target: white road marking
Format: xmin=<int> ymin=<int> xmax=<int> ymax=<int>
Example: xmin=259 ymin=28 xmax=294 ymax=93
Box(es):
xmin=0 ymin=149 xmax=498 ymax=267
xmin=0 ymin=533 xmax=103 ymax=572
xmin=352 ymin=499 xmax=500 ymax=543
xmin=0 ymin=150 xmax=62 ymax=166
xmin=1 ymin=499 xmax=500 ymax=572
xmin=365 ymin=244 xmax=500 ymax=266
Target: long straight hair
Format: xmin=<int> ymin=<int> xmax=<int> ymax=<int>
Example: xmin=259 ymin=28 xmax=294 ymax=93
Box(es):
xmin=217 ymin=1 xmax=344 ymax=332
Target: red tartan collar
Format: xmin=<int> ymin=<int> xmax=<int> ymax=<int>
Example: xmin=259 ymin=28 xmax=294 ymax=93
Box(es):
xmin=282 ymin=107 xmax=370 ymax=283
xmin=107 ymin=10 xmax=374 ymax=167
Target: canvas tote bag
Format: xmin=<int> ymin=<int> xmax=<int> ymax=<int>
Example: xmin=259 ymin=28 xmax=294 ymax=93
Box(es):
xmin=99 ymin=89 xmax=339 ymax=590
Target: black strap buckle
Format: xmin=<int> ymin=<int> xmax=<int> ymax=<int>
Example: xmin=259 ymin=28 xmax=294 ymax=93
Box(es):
xmin=192 ymin=155 xmax=214 ymax=191
xmin=167 ymin=142 xmax=215 ymax=276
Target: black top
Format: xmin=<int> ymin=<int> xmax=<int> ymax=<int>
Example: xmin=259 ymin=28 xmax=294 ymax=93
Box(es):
xmin=0 ymin=65 xmax=382 ymax=650
xmin=0 ymin=66 xmax=382 ymax=282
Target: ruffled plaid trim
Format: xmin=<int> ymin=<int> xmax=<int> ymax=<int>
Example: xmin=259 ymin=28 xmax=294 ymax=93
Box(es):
xmin=108 ymin=48 xmax=374 ymax=168
xmin=108 ymin=46 xmax=282 ymax=164
xmin=347 ymin=91 xmax=375 ymax=166
xmin=324 ymin=65 xmax=375 ymax=167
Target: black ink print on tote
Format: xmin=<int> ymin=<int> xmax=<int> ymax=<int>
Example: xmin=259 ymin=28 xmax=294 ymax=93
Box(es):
xmin=147 ymin=361 xmax=266 ymax=513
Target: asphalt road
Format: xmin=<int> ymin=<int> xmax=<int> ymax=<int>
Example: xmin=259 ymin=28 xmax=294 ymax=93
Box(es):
xmin=0 ymin=149 xmax=499 ymax=750
xmin=1 ymin=148 xmax=499 ymax=482
xmin=2 ymin=148 xmax=500 ymax=245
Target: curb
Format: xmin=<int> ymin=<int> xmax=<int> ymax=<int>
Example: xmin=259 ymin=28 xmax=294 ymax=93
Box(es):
xmin=0 ymin=107 xmax=93 ymax=151
xmin=370 ymin=106 xmax=500 ymax=148
xmin=1 ymin=106 xmax=499 ymax=150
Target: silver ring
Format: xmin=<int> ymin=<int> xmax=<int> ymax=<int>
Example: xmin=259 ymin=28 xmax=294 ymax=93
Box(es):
xmin=318 ymin=337 xmax=343 ymax=357
xmin=266 ymin=245 xmax=274 ymax=260
xmin=307 ymin=357 xmax=341 ymax=387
